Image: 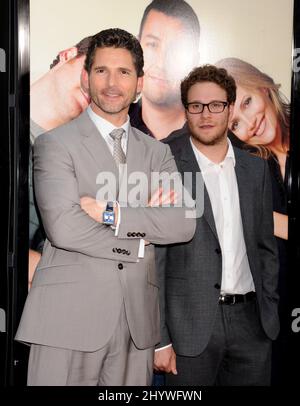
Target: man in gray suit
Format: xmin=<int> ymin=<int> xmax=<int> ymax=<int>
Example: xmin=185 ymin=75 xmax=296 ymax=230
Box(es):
xmin=154 ymin=65 xmax=279 ymax=385
xmin=16 ymin=28 xmax=196 ymax=386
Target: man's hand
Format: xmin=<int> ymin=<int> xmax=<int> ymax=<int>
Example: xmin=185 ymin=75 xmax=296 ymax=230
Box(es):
xmin=154 ymin=346 xmax=177 ymax=375
xmin=29 ymin=249 xmax=41 ymax=290
xmin=144 ymin=188 xmax=177 ymax=245
xmin=80 ymin=197 xmax=118 ymax=225
xmin=148 ymin=187 xmax=178 ymax=207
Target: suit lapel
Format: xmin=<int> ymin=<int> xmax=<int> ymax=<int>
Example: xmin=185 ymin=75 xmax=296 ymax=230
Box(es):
xmin=119 ymin=126 xmax=148 ymax=203
xmin=202 ymin=187 xmax=219 ymax=241
xmin=125 ymin=126 xmax=146 ymax=176
xmin=234 ymin=147 xmax=253 ymax=246
xmin=78 ymin=111 xmax=118 ymax=179
xmin=179 ymin=138 xmax=219 ymax=240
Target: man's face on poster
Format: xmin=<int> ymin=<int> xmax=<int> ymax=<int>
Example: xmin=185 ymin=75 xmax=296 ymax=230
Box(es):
xmin=140 ymin=10 xmax=199 ymax=107
xmin=53 ymin=53 xmax=90 ymax=121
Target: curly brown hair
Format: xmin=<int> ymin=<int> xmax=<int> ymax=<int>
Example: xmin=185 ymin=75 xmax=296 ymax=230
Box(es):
xmin=181 ymin=64 xmax=236 ymax=107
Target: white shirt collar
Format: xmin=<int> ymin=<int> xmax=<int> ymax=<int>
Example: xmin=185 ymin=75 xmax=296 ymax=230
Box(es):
xmin=87 ymin=105 xmax=130 ymax=140
xmin=190 ymin=137 xmax=236 ymax=172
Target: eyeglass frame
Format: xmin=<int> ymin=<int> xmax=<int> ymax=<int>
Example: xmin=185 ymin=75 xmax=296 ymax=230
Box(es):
xmin=185 ymin=100 xmax=229 ymax=114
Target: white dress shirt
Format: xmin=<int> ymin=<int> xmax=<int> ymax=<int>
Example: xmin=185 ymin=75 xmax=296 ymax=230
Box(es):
xmin=87 ymin=106 xmax=144 ymax=258
xmin=190 ymin=138 xmax=255 ymax=295
xmin=87 ymin=106 xmax=129 ymax=155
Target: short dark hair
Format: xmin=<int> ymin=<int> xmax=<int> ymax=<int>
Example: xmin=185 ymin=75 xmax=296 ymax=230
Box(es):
xmin=181 ymin=64 xmax=236 ymax=107
xmin=84 ymin=28 xmax=144 ymax=77
xmin=50 ymin=36 xmax=93 ymax=69
xmin=139 ymin=0 xmax=200 ymax=46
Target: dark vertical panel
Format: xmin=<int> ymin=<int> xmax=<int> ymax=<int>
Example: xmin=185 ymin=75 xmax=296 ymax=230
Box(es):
xmin=0 ymin=0 xmax=10 ymax=387
xmin=0 ymin=0 xmax=29 ymax=386
xmin=287 ymin=0 xmax=300 ymax=385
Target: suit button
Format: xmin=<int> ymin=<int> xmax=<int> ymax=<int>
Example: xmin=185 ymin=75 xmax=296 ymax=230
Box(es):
xmin=122 ymin=249 xmax=126 ymax=254
xmin=215 ymin=248 xmax=221 ymax=254
xmin=136 ymin=232 xmax=141 ymax=237
xmin=112 ymin=248 xmax=116 ymax=253
xmin=214 ymin=283 xmax=220 ymax=289
xmin=127 ymin=251 xmax=131 ymax=255
xmin=118 ymin=263 xmax=123 ymax=270
xmin=117 ymin=248 xmax=121 ymax=254
xmin=141 ymin=233 xmax=146 ymax=237
xmin=132 ymin=232 xmax=136 ymax=237
xmin=127 ymin=232 xmax=132 ymax=237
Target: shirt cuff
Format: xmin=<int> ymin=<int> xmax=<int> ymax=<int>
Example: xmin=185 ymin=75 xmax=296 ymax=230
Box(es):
xmin=138 ymin=239 xmax=145 ymax=258
xmin=114 ymin=202 xmax=143 ymax=258
xmin=155 ymin=343 xmax=172 ymax=352
xmin=114 ymin=201 xmax=120 ymax=236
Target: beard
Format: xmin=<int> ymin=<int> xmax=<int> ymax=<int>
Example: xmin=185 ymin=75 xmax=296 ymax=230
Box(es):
xmin=90 ymin=86 xmax=137 ymax=115
xmin=188 ymin=122 xmax=228 ymax=146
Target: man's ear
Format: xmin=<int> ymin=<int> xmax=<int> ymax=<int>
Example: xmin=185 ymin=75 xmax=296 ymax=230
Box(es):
xmin=228 ymin=103 xmax=234 ymax=121
xmin=137 ymin=76 xmax=143 ymax=95
xmin=58 ymin=47 xmax=78 ymax=64
xmin=81 ymin=68 xmax=89 ymax=93
xmin=185 ymin=108 xmax=188 ymax=120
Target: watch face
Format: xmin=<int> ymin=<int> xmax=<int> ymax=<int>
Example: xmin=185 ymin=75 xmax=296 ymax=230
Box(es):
xmin=103 ymin=211 xmax=115 ymax=225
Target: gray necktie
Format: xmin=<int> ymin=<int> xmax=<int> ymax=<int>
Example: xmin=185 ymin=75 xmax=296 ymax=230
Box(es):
xmin=109 ymin=128 xmax=126 ymax=165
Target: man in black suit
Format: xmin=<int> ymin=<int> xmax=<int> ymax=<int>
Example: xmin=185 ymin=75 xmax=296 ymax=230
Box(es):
xmin=154 ymin=65 xmax=279 ymax=385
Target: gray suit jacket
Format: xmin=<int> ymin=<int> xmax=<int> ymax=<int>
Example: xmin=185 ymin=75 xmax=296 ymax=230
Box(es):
xmin=156 ymin=134 xmax=280 ymax=356
xmin=16 ymin=111 xmax=196 ymax=351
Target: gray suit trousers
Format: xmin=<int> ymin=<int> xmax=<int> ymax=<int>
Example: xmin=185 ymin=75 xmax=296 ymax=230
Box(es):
xmin=27 ymin=305 xmax=154 ymax=386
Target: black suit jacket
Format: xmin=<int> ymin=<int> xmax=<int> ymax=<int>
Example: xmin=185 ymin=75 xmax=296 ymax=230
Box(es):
xmin=156 ymin=132 xmax=280 ymax=356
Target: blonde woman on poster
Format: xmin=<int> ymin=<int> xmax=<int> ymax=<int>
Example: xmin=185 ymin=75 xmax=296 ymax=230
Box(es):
xmin=216 ymin=58 xmax=289 ymax=241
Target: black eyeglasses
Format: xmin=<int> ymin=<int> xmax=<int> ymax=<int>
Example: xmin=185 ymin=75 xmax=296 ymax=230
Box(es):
xmin=185 ymin=101 xmax=229 ymax=114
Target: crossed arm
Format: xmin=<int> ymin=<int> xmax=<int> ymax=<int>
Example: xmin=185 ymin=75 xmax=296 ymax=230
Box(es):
xmin=80 ymin=186 xmax=178 ymax=232
xmin=33 ymin=133 xmax=196 ymax=261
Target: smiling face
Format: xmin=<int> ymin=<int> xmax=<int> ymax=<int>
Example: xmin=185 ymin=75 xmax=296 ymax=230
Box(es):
xmin=82 ymin=47 xmax=143 ymax=125
xmin=140 ymin=10 xmax=198 ymax=107
xmin=186 ymin=81 xmax=232 ymax=146
xmin=229 ymin=85 xmax=279 ymax=147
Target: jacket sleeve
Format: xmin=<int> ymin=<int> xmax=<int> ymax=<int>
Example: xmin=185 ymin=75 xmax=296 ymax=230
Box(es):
xmin=34 ymin=133 xmax=140 ymax=262
xmin=258 ymin=160 xmax=280 ymax=302
xmin=155 ymin=245 xmax=172 ymax=348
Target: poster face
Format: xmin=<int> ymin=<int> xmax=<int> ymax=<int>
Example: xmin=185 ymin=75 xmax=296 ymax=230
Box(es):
xmin=29 ymin=0 xmax=293 ymax=149
xmin=30 ymin=0 xmax=293 ymax=92
xmin=28 ymin=0 xmax=293 ymax=385
xmin=29 ymin=2 xmax=292 ymax=223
